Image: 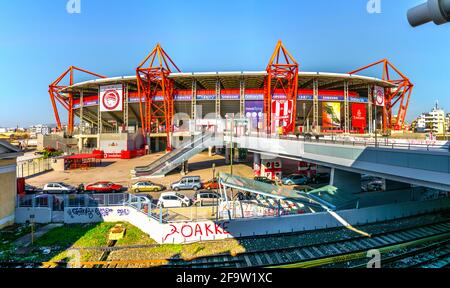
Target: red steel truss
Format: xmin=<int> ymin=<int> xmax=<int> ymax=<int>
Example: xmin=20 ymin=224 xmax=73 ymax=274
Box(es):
xmin=264 ymin=40 xmax=299 ymax=134
xmin=136 ymin=43 xmax=181 ymax=151
xmin=349 ymin=59 xmax=414 ymax=132
xmin=49 ymin=66 xmax=106 ymax=135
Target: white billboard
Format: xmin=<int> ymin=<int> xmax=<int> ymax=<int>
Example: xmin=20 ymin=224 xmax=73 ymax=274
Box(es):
xmin=100 ymin=84 xmax=123 ymax=112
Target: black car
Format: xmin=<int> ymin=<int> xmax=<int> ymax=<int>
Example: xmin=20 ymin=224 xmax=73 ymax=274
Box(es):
xmin=254 ymin=176 xmax=276 ymax=185
xmin=25 ymin=184 xmax=42 ymax=195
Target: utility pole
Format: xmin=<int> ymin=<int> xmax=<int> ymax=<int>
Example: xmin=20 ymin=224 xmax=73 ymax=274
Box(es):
xmin=230 ymin=117 xmax=234 ymax=175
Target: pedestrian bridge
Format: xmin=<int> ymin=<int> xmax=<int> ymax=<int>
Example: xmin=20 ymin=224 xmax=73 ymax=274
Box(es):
xmin=230 ymin=135 xmax=450 ymax=191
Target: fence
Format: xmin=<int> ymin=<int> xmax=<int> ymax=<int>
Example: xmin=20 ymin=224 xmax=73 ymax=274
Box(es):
xmin=16 ymin=157 xmax=52 ymax=178
xmin=16 ymin=193 xmax=162 ymax=222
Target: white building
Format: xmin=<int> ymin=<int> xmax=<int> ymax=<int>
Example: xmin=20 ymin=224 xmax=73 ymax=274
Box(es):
xmin=415 ymin=104 xmax=447 ymax=135
xmin=29 ymin=124 xmax=51 ymax=136
xmin=446 ymin=113 xmax=450 ymax=132
xmin=415 ymin=114 xmax=426 ymax=133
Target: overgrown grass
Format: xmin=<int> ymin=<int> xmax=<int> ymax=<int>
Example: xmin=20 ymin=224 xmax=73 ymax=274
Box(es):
xmin=2 ymin=222 xmax=246 ymax=263
xmin=108 ymin=239 xmax=246 ymax=261
xmin=116 ymin=224 xmax=156 ymax=246
xmin=0 ymin=224 xmax=45 ymax=261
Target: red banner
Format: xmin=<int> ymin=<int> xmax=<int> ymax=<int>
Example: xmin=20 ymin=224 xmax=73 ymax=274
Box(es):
xmin=352 ymin=103 xmax=367 ymax=129
xmin=271 ymin=100 xmax=294 ymax=134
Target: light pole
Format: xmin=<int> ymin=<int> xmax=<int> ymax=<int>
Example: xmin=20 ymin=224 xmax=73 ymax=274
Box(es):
xmin=230 ymin=116 xmax=234 ymax=175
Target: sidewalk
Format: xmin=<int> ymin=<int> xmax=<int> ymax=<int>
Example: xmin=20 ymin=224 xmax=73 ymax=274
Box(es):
xmin=14 ymin=223 xmax=63 ymax=248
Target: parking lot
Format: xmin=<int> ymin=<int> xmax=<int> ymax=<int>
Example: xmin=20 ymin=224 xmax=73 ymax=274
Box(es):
xmin=25 ymin=151 xmax=256 ymax=200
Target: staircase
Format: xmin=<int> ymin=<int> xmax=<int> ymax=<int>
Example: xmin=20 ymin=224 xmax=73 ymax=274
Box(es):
xmin=132 ymin=133 xmax=214 ymax=178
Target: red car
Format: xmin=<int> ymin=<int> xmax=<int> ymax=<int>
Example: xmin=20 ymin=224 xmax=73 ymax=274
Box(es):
xmin=85 ymin=182 xmax=123 ymax=193
xmin=203 ymin=178 xmax=220 ymax=190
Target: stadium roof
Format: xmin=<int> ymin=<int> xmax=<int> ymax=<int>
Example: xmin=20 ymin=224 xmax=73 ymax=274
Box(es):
xmin=60 ymin=71 xmax=395 ymax=96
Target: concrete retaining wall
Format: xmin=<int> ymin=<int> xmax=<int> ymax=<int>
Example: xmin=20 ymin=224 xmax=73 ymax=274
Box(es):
xmin=15 ymin=207 xmax=53 ymax=224
xmin=14 ymin=198 xmax=450 ymax=244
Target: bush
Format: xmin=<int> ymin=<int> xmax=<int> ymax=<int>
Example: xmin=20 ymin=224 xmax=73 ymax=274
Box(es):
xmin=42 ymin=147 xmax=63 ymax=159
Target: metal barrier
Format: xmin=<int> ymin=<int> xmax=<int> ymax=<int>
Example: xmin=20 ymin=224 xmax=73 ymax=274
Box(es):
xmin=16 ymin=157 xmax=52 ymax=178
xmin=16 ymin=193 xmax=164 ymax=222
xmin=244 ymin=133 xmax=450 ymax=152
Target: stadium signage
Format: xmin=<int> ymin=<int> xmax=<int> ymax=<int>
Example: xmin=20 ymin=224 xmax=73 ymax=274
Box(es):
xmin=352 ymin=103 xmax=367 ymax=129
xmin=100 ymin=84 xmax=123 ymax=112
xmin=374 ymin=86 xmax=385 ymax=107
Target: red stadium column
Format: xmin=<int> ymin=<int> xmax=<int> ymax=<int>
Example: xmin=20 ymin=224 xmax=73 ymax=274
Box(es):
xmin=349 ymin=59 xmax=414 ymax=133
xmin=264 ymin=41 xmax=299 ymax=135
xmin=49 ymin=67 xmax=106 ymax=135
xmin=136 ymin=44 xmax=181 ymax=152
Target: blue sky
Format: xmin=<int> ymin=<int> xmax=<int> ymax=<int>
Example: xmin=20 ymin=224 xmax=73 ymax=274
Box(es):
xmin=0 ymin=0 xmax=449 ymax=127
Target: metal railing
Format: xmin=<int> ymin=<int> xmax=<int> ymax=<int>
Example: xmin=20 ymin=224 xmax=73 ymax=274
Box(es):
xmin=16 ymin=193 xmax=163 ymax=222
xmin=16 ymin=157 xmax=52 ymax=178
xmin=296 ymin=135 xmax=450 ymax=152
xmin=240 ymin=132 xmax=450 ymax=152
xmin=133 ymin=133 xmax=213 ymax=176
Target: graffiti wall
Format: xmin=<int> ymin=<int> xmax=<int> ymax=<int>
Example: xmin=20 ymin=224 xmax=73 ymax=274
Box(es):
xmin=64 ymin=206 xmax=132 ymax=223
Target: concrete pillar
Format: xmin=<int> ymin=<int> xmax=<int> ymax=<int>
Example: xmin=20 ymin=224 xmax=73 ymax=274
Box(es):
xmin=208 ymin=146 xmax=213 ymax=157
xmin=225 ymin=145 xmax=230 ymax=164
xmin=330 ymin=168 xmax=361 ymax=194
xmin=253 ymin=153 xmax=261 ymax=177
xmin=78 ymin=137 xmax=83 ymax=153
xmin=155 ymin=137 xmax=160 ymax=152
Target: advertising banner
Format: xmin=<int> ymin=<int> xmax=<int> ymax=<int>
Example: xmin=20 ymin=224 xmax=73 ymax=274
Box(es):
xmin=352 ymin=103 xmax=367 ymax=129
xmin=374 ymin=86 xmax=385 ymax=107
xmin=245 ymin=101 xmax=264 ymax=130
xmin=322 ymin=102 xmax=341 ymax=128
xmin=100 ymin=84 xmax=123 ymax=112
xmin=99 ymin=140 xmax=128 ymax=159
xmin=271 ymin=100 xmax=294 ymax=134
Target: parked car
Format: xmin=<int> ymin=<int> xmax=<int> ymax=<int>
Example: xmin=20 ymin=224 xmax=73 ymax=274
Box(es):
xmin=281 ymin=174 xmax=309 ymax=185
xmin=157 ymin=192 xmax=192 ymax=208
xmin=131 ymin=181 xmax=165 ymax=193
xmin=25 ymin=184 xmax=42 ymax=195
xmin=203 ymin=178 xmax=220 ymax=190
xmin=85 ymin=182 xmax=123 ymax=193
xmin=254 ymin=176 xmax=276 ymax=185
xmin=42 ymin=182 xmax=77 ymax=194
xmin=193 ymin=191 xmax=221 ymax=207
xmin=129 ymin=195 xmax=153 ymax=210
xmin=171 ymin=176 xmax=202 ymax=191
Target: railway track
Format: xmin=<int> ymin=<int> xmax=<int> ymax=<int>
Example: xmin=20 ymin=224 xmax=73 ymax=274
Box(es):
xmin=2 ymin=220 xmax=450 ymax=269
xmin=353 ymin=239 xmax=450 ymax=268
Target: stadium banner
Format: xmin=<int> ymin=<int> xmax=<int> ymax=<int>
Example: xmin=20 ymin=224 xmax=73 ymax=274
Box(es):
xmin=322 ymin=102 xmax=341 ymax=128
xmin=352 ymin=103 xmax=367 ymax=129
xmin=245 ymin=101 xmax=264 ymax=129
xmin=271 ymin=100 xmax=294 ymax=134
xmin=374 ymin=86 xmax=385 ymax=107
xmin=100 ymin=84 xmax=123 ymax=112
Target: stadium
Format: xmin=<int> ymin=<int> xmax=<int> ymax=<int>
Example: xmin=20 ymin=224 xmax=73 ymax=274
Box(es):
xmin=48 ymin=41 xmax=413 ymax=157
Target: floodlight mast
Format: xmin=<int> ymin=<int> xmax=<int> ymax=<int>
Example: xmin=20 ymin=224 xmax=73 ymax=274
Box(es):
xmin=408 ymin=0 xmax=450 ymax=27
